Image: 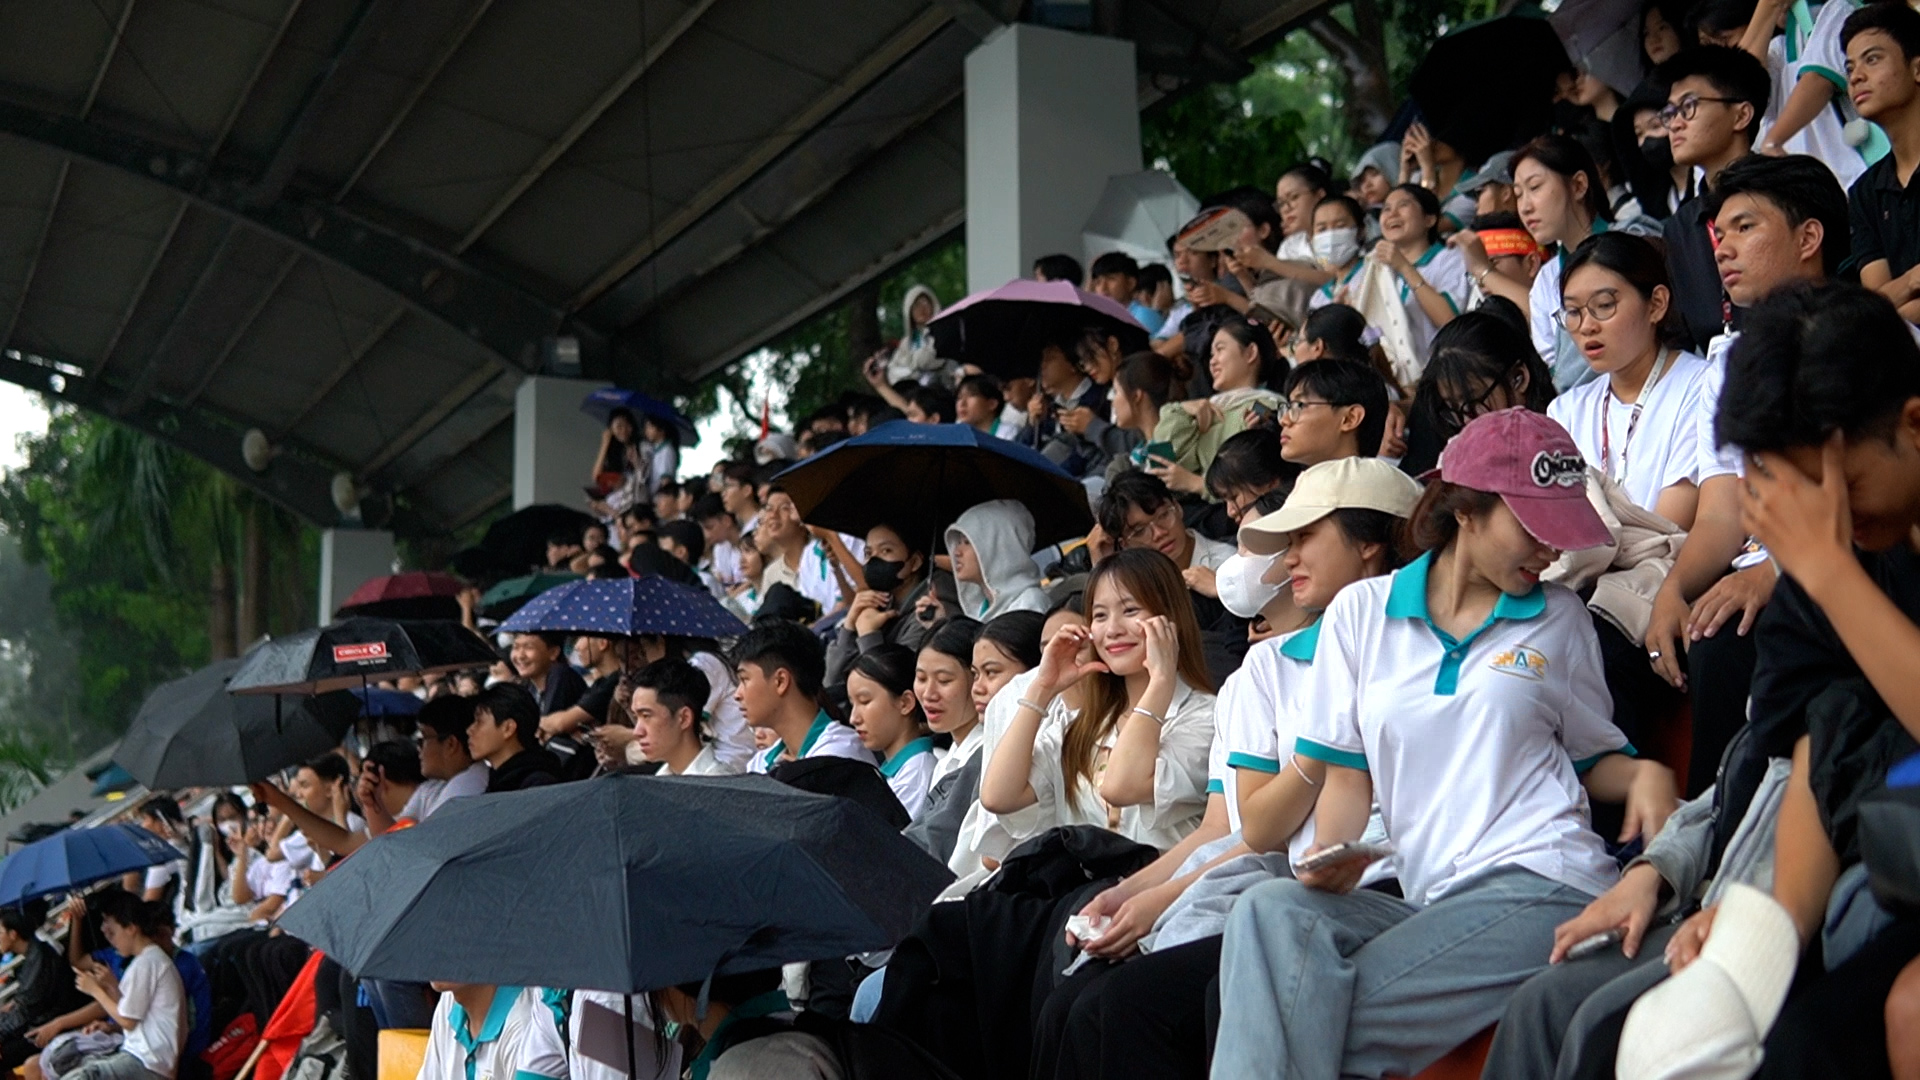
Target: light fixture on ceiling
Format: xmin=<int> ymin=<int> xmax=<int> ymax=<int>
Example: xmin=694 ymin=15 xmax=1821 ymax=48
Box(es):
xmin=241 ymin=428 xmax=277 ymax=472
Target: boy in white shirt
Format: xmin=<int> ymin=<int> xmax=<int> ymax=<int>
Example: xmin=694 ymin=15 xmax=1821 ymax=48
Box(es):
xmin=417 ymin=985 xmax=567 ymax=1080
xmin=735 ymin=620 xmax=874 ymax=774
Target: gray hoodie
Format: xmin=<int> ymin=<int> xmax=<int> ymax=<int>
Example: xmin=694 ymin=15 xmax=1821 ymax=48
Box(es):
xmin=947 ymin=499 xmax=1049 ymax=621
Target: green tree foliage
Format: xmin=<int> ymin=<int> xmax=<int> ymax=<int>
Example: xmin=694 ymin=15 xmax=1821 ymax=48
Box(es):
xmin=1142 ymin=85 xmax=1309 ymax=201
xmin=0 ymin=405 xmax=315 ymax=754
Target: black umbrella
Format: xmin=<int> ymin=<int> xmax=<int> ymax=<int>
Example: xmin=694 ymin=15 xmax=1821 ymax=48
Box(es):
xmin=928 ymin=279 xmax=1149 ymax=381
xmin=225 ymin=618 xmax=498 ymax=696
xmin=1410 ymin=14 xmax=1570 ymax=166
xmin=116 ymin=661 xmax=361 ymax=788
xmin=471 ymin=504 xmax=599 ymax=577
xmin=275 ymin=774 xmax=954 ymax=991
xmin=774 ymin=421 xmax=1094 ymax=549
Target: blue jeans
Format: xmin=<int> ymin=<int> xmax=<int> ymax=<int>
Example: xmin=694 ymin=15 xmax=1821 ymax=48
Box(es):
xmin=1210 ymin=865 xmax=1593 ymax=1079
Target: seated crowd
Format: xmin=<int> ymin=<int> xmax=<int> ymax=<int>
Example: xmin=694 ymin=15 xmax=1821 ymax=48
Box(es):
xmin=8 ymin=3 xmax=1920 ymax=1078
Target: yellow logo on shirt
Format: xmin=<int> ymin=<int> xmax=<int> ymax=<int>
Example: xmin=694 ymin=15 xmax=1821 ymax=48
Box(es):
xmin=1489 ymin=645 xmax=1549 ymax=681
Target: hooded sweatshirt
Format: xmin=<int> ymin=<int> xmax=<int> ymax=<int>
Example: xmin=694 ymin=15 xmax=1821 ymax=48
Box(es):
xmin=946 ymin=499 xmax=1049 ymax=621
xmin=886 ymin=284 xmax=948 ymax=385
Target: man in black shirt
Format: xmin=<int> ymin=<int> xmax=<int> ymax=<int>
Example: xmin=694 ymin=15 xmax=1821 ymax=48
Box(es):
xmin=1673 ymin=281 xmax=1920 ymax=1075
xmin=470 ymin=684 xmax=564 ymax=792
xmin=1657 ymin=47 xmax=1771 ymax=351
xmin=1843 ymin=3 xmax=1920 ymax=325
xmin=510 ymin=631 xmax=585 ymax=716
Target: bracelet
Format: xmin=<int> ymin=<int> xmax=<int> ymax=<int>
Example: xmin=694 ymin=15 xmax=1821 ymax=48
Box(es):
xmin=1474 ymin=266 xmax=1493 ymax=287
xmin=1290 ymin=754 xmax=1320 ymax=787
xmin=1016 ymin=697 xmax=1046 ymax=714
xmin=1130 ymin=706 xmax=1166 ymax=725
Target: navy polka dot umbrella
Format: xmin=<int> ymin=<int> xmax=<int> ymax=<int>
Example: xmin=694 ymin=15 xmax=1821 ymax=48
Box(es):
xmin=497 ymin=576 xmax=747 ymax=639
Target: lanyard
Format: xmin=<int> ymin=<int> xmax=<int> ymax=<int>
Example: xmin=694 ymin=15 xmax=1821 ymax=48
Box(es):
xmin=1598 ymin=348 xmax=1672 ymax=481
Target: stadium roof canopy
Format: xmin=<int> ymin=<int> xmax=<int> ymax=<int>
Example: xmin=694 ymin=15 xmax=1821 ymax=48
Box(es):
xmin=0 ymin=0 xmax=1320 ymax=534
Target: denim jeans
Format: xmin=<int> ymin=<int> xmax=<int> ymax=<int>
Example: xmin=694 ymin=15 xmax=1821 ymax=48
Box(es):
xmin=1210 ymin=864 xmax=1593 ymax=1079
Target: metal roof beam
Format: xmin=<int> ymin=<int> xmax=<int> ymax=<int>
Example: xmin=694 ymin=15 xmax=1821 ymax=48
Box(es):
xmin=0 ymin=159 xmax=68 ymax=351
xmin=249 ymin=0 xmax=402 ymax=208
xmin=0 ymin=94 xmax=567 ymax=374
xmin=568 ymin=6 xmax=954 ymax=309
xmin=275 ymin=303 xmax=406 ymax=438
xmin=92 ymin=198 xmax=189 ymax=380
xmin=358 ymin=363 xmax=510 ymax=481
xmin=453 ymin=0 xmax=722 ymax=254
xmin=0 ymin=350 xmax=350 ymax=527
xmin=335 ymin=0 xmax=497 ymax=200
xmin=181 ymin=250 xmax=298 ymax=406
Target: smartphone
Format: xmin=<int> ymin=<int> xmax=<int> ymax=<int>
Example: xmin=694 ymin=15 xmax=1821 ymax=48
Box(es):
xmin=1565 ymin=928 xmax=1625 ymax=961
xmin=1142 ymin=440 xmax=1176 ymax=465
xmin=1293 ymin=841 xmax=1395 ymax=875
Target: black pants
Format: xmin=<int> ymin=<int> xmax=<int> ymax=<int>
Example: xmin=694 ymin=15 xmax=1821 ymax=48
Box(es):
xmin=1684 ymin=625 xmax=1758 ymax=797
xmin=1590 ymin=612 xmax=1683 ymax=755
xmin=1033 ymin=935 xmax=1222 ymax=1080
xmin=1757 ymin=918 xmax=1920 ymax=1079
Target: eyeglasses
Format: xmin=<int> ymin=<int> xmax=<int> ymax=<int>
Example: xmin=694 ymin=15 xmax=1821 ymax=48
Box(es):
xmin=1656 ymin=94 xmax=1742 ymax=127
xmin=1280 ymin=398 xmax=1341 ymax=421
xmin=1121 ymin=501 xmax=1182 ymax=547
xmin=1438 ymin=378 xmax=1510 ymax=431
xmin=1553 ymin=289 xmax=1623 ymax=330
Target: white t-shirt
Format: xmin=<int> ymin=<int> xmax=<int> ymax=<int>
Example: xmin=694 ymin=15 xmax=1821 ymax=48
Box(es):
xmin=244 ymin=852 xmax=296 ymax=907
xmin=707 ymin=539 xmax=743 ymax=590
xmin=659 ymin=743 xmax=735 ymax=776
xmin=400 ymin=763 xmax=491 ymax=822
xmin=794 ymin=539 xmax=848 ymax=615
xmin=1697 ymin=333 xmax=1744 ymax=483
xmin=280 ymin=812 xmax=366 ymax=873
xmin=419 ymin=987 xmax=567 ymax=1080
xmin=1188 ymin=532 xmax=1235 ymax=572
xmin=1760 ymin=1 xmax=1869 ymax=191
xmin=746 ymin=712 xmax=876 ymax=774
xmin=692 ymin=650 xmax=756 ymax=772
xmin=880 ymin=738 xmax=940 ymax=822
xmin=1547 ymin=349 xmax=1709 ymax=514
xmin=1294 ymin=554 xmax=1628 ymax=906
xmin=118 ymin=944 xmax=185 ymax=1078
xmin=1397 ymin=243 xmax=1472 ymax=370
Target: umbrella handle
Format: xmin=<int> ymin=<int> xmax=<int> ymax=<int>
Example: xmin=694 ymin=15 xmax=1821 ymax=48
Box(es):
xmin=625 ymin=994 xmax=637 ymax=1080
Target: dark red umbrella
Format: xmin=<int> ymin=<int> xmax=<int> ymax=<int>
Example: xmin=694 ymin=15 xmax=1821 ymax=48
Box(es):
xmin=337 ymin=572 xmax=466 ymax=621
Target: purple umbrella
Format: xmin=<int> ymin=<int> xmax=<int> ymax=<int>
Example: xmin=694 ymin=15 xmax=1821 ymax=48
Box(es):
xmin=928 ymin=279 xmax=1149 ymax=380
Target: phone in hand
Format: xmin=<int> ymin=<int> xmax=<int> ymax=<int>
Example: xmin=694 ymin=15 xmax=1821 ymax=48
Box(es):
xmin=1293 ymin=841 xmax=1395 ymax=875
xmin=1142 ymin=441 xmax=1176 ymax=465
xmin=1565 ymin=928 xmax=1626 ymax=961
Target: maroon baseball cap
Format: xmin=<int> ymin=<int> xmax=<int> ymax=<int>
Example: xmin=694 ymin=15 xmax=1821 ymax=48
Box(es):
xmin=1432 ymin=408 xmax=1612 ymax=551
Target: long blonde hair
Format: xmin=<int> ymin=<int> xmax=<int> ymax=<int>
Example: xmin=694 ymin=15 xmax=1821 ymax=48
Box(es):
xmin=1061 ymin=549 xmax=1212 ymax=803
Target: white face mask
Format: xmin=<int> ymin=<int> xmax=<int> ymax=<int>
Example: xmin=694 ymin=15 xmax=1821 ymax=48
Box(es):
xmin=1216 ymin=550 xmax=1287 ymax=618
xmin=1311 ymin=228 xmax=1361 ymax=270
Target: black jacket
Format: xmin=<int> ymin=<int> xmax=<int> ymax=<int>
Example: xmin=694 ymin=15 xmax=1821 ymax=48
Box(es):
xmin=485 ymin=748 xmax=565 ymax=792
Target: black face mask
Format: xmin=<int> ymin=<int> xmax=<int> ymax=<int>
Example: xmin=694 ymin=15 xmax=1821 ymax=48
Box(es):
xmin=1639 ymin=136 xmax=1674 ymax=172
xmin=863 ymin=556 xmax=908 ymax=594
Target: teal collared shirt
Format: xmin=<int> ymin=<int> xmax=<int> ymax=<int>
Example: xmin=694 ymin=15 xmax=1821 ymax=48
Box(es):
xmin=687 ymin=989 xmax=793 ymax=1080
xmin=448 ymin=987 xmax=550 ymax=1080
xmin=1384 ymin=551 xmax=1546 ymax=696
xmin=761 ymin=710 xmax=834 ymax=771
xmin=879 ymin=736 xmax=936 ymax=777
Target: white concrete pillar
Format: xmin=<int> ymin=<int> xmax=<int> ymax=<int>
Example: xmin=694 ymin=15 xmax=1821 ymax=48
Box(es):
xmin=318 ymin=528 xmax=395 ymax=624
xmin=513 ymin=375 xmax=610 ymax=511
xmin=964 ymin=24 xmax=1142 ymax=295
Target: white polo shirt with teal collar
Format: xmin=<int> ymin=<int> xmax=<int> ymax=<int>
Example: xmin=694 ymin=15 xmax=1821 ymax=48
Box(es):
xmin=1217 ymin=620 xmax=1394 ymax=880
xmin=419 ymin=987 xmax=566 ymax=1080
xmin=1294 ymin=552 xmax=1630 ymax=906
xmin=880 ymin=736 xmax=938 ymax=822
xmin=747 ymin=710 xmax=876 ymax=774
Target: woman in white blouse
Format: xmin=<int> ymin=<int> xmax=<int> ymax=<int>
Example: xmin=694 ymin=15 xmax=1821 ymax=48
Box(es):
xmin=1546 ymin=232 xmax=1709 ymax=529
xmin=980 ymin=548 xmax=1216 ymax=852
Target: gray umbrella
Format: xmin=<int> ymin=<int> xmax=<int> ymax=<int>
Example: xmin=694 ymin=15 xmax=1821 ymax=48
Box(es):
xmin=276 ymin=773 xmax=954 ymax=992
xmin=115 ymin=660 xmax=361 ymax=788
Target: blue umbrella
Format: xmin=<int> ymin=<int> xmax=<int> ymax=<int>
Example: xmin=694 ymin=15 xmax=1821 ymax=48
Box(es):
xmin=499 ymin=576 xmax=747 ymax=640
xmin=349 ymin=687 xmax=425 ymax=717
xmin=580 ymin=387 xmax=698 ymax=446
xmin=774 ymin=420 xmax=1094 ymax=547
xmin=0 ymin=824 xmax=183 ymax=906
